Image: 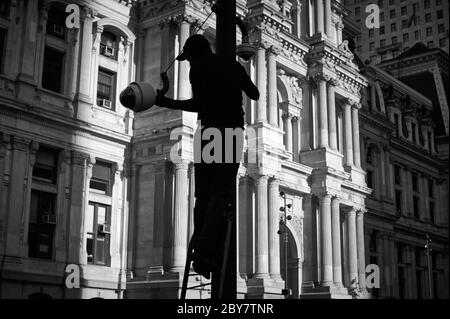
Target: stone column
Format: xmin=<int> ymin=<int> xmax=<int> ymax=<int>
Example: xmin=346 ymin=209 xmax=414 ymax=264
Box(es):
xmin=171 ymin=162 xmax=189 ymax=272
xmin=352 ymin=105 xmax=362 ymax=168
xmin=327 ymin=80 xmax=338 ymax=150
xmin=356 ymin=210 xmax=367 ymax=291
xmin=5 ymin=137 xmax=29 ymax=257
xmin=77 ymin=6 xmax=95 ymax=100
xmin=293 ymin=116 xmax=301 ymax=162
xmin=17 ymin=0 xmax=39 ymax=82
xmin=188 ymin=164 xmax=195 ymax=241
xmin=268 ymin=178 xmax=281 ymax=280
xmin=331 ymin=196 xmax=342 ymax=286
xmin=255 ymin=175 xmax=269 ymax=278
xmin=301 ymin=0 xmax=310 ymax=37
xmin=283 ymin=112 xmax=293 ymax=153
xmin=320 ymin=194 xmax=333 ymax=286
xmin=178 ymin=18 xmax=191 ymax=100
xmin=293 ymin=1 xmax=302 ymax=37
xmin=256 ymin=46 xmax=267 ymax=123
xmin=317 ymin=77 xmax=329 ymax=148
xmin=346 ymin=208 xmax=358 ymax=287
xmin=238 ymin=176 xmax=253 ymax=276
xmin=382 ymin=232 xmax=392 ymax=297
xmin=343 ymin=102 xmax=354 ymax=166
xmin=324 ymin=0 xmax=333 ymax=38
xmin=315 ymin=0 xmax=324 ymax=34
xmin=0 ymin=135 xmax=11 ymax=255
xmin=267 ymin=47 xmax=279 ymax=126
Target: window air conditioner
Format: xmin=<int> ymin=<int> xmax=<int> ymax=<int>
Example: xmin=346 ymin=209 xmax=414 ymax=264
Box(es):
xmin=101 ymin=45 xmax=115 ymax=57
xmin=42 ymin=214 xmax=56 ymax=225
xmin=99 ymin=224 xmax=111 ymax=234
xmin=51 ymin=24 xmax=64 ymax=36
xmin=102 ymin=99 xmax=112 ymax=109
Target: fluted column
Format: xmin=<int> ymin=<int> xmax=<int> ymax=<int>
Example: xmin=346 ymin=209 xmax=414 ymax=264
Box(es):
xmin=356 ymin=210 xmax=367 ymax=291
xmin=327 ymin=80 xmax=338 ymax=150
xmin=352 ymin=105 xmax=362 ymax=168
xmin=343 ymin=102 xmax=354 ymax=166
xmin=318 ymin=77 xmax=329 ymax=148
xmin=267 ymin=47 xmax=279 ymax=126
xmin=255 ymin=175 xmax=270 ymax=278
xmin=331 ymin=196 xmax=342 ymax=286
xmin=268 ymin=178 xmax=281 ymax=280
xmin=171 ymin=162 xmax=189 ymax=272
xmin=283 ymin=112 xmax=293 ymax=153
xmin=178 ymin=18 xmax=191 ymax=100
xmin=188 ymin=164 xmax=195 ymax=241
xmin=320 ymin=194 xmax=333 ymax=286
xmin=315 ymin=0 xmax=324 ymax=34
xmin=256 ymin=46 xmax=267 ymax=123
xmin=346 ymin=208 xmax=358 ymax=287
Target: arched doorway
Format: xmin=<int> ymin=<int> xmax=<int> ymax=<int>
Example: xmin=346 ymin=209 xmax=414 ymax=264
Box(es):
xmin=279 ymin=226 xmax=301 ymax=299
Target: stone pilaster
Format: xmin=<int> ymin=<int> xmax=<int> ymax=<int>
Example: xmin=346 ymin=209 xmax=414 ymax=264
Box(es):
xmin=345 ymin=208 xmax=358 ymax=287
xmin=356 ymin=210 xmax=367 ymax=291
xmin=256 ymin=46 xmax=267 ymax=123
xmin=352 ymin=104 xmax=362 ymax=168
xmin=327 ymin=79 xmax=338 ymax=150
xmin=343 ymin=101 xmax=354 ymax=167
xmin=267 ymin=46 xmax=279 ymax=126
xmin=254 ymin=175 xmax=269 ymax=278
xmin=331 ymin=196 xmax=342 ymax=287
xmin=268 ymin=178 xmax=281 ymax=280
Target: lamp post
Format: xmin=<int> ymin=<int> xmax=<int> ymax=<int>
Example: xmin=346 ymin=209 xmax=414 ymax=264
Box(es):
xmin=279 ymin=191 xmax=292 ymax=299
xmin=425 ymin=233 xmax=433 ymax=299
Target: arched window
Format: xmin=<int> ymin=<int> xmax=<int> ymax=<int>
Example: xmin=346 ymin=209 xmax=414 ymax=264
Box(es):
xmin=0 ymin=0 xmax=10 ymax=74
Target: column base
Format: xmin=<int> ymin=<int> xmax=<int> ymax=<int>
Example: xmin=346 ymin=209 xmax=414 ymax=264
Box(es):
xmin=246 ymin=277 xmax=286 ymax=299
xmin=300 ymin=147 xmax=344 ymax=171
xmin=300 ymin=285 xmax=353 ymax=299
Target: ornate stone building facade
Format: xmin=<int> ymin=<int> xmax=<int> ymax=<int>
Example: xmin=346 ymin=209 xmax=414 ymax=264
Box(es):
xmin=0 ymin=0 xmax=447 ymax=299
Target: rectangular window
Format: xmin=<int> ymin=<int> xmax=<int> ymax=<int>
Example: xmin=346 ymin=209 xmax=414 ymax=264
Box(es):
xmin=401 ymin=6 xmax=407 ymax=16
xmin=428 ymin=179 xmax=434 ymax=197
xmin=395 ymin=190 xmax=402 ymax=214
xmin=426 ymin=27 xmax=433 ymax=36
xmin=424 ymin=0 xmax=430 ymax=9
xmin=97 ymin=69 xmax=116 ymax=110
xmin=412 ymin=172 xmax=418 ymax=192
xmin=28 ymin=190 xmax=56 ymax=259
xmin=42 ymin=47 xmax=64 ymax=93
xmin=90 ymin=161 xmax=112 ymax=195
xmin=438 ymin=24 xmax=445 ymax=33
xmin=403 ymin=33 xmax=409 ymax=42
xmin=394 ymin=165 xmax=401 ymax=185
xmin=0 ymin=0 xmax=10 ymax=17
xmin=437 ymin=10 xmax=443 ymax=19
xmin=391 ymin=23 xmax=397 ymax=32
xmin=86 ymin=202 xmax=111 ymax=266
xmin=367 ymin=170 xmax=374 ymax=189
xmin=425 ymin=13 xmax=432 ymax=22
xmin=394 ymin=114 xmax=400 ymax=136
xmin=440 ymin=38 xmax=447 ymax=48
xmin=411 ymin=123 xmax=417 ymax=143
xmin=100 ymin=31 xmax=117 ymax=60
xmin=33 ymin=146 xmax=58 ymax=184
xmin=46 ymin=6 xmax=66 ymax=39
xmin=413 ymin=196 xmax=420 ymax=219
xmin=429 ymin=202 xmax=435 ymax=224
xmin=390 ymin=9 xmax=396 ymax=19
xmin=0 ymin=28 xmax=6 ymax=74
xmin=427 ymin=41 xmax=434 ymax=48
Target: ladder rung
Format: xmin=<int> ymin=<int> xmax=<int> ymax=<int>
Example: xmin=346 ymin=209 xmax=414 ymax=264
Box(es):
xmin=186 ymin=283 xmax=212 ymax=290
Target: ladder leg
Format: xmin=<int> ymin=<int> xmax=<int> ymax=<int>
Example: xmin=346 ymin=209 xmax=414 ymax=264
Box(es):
xmin=181 ymin=239 xmax=196 ymax=300
xmin=218 ymin=211 xmax=234 ymax=299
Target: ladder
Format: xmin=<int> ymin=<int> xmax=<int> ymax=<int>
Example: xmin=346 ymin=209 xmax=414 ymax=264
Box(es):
xmin=180 ymin=202 xmax=234 ymax=300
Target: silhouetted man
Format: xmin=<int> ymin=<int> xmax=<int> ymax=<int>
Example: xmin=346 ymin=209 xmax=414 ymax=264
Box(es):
xmin=155 ymin=34 xmax=259 ymax=278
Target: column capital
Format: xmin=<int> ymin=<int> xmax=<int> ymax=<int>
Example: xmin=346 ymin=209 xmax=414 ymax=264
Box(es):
xmin=71 ymin=151 xmax=90 ymax=167
xmin=266 ymin=45 xmax=282 ymax=56
xmin=174 ymin=161 xmax=189 ymax=171
xmin=254 ymin=174 xmax=269 ymax=185
xmin=316 ymin=193 xmax=332 ymax=202
xmin=356 ymin=208 xmax=366 ymax=216
xmin=281 ymin=111 xmax=293 ymax=120
xmin=11 ymin=136 xmax=31 ymax=151
xmin=268 ymin=176 xmax=281 ymax=186
xmin=81 ymin=5 xmax=96 ymax=21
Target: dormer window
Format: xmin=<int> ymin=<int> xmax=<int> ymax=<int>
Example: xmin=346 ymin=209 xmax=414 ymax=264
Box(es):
xmin=100 ymin=31 xmax=117 ymax=60
xmin=46 ymin=5 xmax=66 ymax=39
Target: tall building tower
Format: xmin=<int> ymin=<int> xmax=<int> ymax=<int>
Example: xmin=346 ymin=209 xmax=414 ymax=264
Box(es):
xmin=344 ymin=0 xmax=449 ymax=64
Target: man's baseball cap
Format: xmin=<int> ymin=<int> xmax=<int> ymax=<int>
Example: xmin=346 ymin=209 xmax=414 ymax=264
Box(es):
xmin=176 ymin=34 xmax=212 ymax=61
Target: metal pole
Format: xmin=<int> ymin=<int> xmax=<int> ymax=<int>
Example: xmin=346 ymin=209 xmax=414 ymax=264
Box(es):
xmin=211 ymin=0 xmax=237 ymax=300
xmin=425 ymin=234 xmax=433 ymax=299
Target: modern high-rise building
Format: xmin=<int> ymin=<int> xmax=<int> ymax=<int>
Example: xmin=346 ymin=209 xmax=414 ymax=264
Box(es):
xmin=344 ymin=0 xmax=449 ymax=64
xmin=0 ymin=0 xmax=448 ymax=299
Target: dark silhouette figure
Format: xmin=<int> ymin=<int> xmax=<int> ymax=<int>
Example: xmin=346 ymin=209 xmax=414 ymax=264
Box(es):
xmin=155 ymin=34 xmax=259 ymax=278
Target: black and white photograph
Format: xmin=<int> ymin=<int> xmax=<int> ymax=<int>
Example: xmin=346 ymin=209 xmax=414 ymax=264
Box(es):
xmin=0 ymin=0 xmax=448 ymax=313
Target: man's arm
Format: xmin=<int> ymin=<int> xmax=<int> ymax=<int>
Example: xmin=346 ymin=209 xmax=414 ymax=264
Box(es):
xmin=238 ymin=64 xmax=259 ymax=101
xmin=155 ymin=92 xmax=197 ymax=112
